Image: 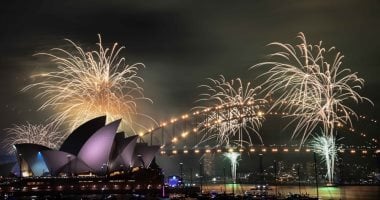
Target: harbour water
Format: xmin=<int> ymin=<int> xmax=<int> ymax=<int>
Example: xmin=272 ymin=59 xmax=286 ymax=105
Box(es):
xmin=201 ymin=184 xmax=380 ymax=200
xmin=3 ymin=185 xmax=379 ymax=199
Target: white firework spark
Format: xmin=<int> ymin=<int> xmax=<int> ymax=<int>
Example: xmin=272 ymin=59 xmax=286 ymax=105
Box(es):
xmin=224 ymin=152 xmax=241 ymax=183
xmin=3 ymin=122 xmax=65 ymax=153
xmin=194 ymin=75 xmax=266 ymax=148
xmin=252 ymin=32 xmax=371 ymax=144
xmin=310 ymin=133 xmax=338 ymax=184
xmin=23 ymin=35 xmax=156 ymax=134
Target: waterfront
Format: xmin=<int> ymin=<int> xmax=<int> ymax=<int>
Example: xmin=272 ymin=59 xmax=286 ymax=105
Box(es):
xmin=201 ymin=184 xmax=380 ymax=200
xmin=4 ymin=185 xmax=378 ymax=199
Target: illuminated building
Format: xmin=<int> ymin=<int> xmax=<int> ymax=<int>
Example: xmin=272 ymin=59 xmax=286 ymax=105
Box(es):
xmin=3 ymin=116 xmax=160 ymax=177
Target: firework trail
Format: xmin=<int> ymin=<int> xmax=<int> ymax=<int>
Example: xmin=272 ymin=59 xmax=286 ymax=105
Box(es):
xmin=194 ymin=75 xmax=266 ymax=148
xmin=3 ymin=122 xmax=65 ymax=153
xmin=23 ymin=35 xmax=156 ymax=134
xmin=224 ymin=152 xmax=240 ymax=183
xmin=310 ymin=133 xmax=338 ymax=184
xmin=252 ymin=32 xmax=371 ymax=144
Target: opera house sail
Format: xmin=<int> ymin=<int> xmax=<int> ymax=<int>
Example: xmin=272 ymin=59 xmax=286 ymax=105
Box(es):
xmin=1 ymin=116 xmax=161 ymax=178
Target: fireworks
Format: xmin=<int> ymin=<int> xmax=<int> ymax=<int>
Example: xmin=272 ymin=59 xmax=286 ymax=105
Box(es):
xmin=252 ymin=32 xmax=371 ymax=144
xmin=310 ymin=133 xmax=338 ymax=184
xmin=3 ymin=122 xmax=64 ymax=153
xmin=23 ymin=35 xmax=155 ymax=133
xmin=224 ymin=152 xmax=240 ymax=183
xmin=194 ymin=75 xmax=266 ymax=148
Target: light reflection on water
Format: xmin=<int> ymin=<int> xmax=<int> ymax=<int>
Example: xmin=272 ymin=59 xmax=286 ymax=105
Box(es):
xmin=201 ymin=184 xmax=380 ymax=200
xmin=10 ymin=185 xmax=380 ymax=199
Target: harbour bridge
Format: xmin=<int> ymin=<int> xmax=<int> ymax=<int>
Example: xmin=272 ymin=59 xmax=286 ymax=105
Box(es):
xmin=138 ymin=101 xmax=379 ymax=157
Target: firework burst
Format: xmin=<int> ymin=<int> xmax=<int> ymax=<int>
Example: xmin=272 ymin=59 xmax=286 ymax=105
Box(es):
xmin=224 ymin=152 xmax=241 ymax=183
xmin=194 ymin=75 xmax=266 ymax=148
xmin=310 ymin=133 xmax=338 ymax=184
xmin=23 ymin=35 xmax=156 ymax=134
xmin=252 ymin=32 xmax=371 ymax=144
xmin=3 ymin=122 xmax=65 ymax=153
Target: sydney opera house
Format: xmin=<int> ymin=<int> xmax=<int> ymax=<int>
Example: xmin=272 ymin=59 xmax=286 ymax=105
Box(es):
xmin=0 ymin=116 xmax=163 ymax=195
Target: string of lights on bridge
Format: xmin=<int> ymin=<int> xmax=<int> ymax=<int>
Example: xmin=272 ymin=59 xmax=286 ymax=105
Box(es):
xmin=159 ymin=145 xmax=380 ymax=156
xmin=139 ymin=101 xmax=378 ymax=155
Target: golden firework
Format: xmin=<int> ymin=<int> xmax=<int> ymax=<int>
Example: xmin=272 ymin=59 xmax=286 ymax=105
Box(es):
xmin=24 ymin=35 xmax=156 ymax=134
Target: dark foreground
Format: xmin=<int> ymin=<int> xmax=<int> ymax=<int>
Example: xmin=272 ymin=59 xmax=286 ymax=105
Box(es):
xmin=1 ymin=185 xmax=379 ymax=200
xmin=201 ymin=184 xmax=380 ymax=200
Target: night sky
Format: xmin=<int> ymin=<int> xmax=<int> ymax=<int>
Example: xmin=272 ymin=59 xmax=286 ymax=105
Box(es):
xmin=0 ymin=0 xmax=379 ymax=153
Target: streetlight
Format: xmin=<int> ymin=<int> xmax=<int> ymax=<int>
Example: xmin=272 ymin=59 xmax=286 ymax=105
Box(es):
xmin=190 ymin=168 xmax=193 ymax=186
xmin=179 ymin=163 xmax=183 ymax=187
xmin=223 ymin=167 xmax=226 ymax=194
xmin=199 ymin=163 xmax=203 ymax=194
xmin=18 ymin=153 xmax=22 ymax=178
xmin=297 ymin=164 xmax=301 ymax=195
xmin=313 ymin=152 xmax=319 ymax=199
xmin=259 ymin=154 xmax=264 ymax=186
xmin=274 ymin=160 xmax=277 ymax=196
xmin=231 ymin=162 xmax=235 ymax=196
